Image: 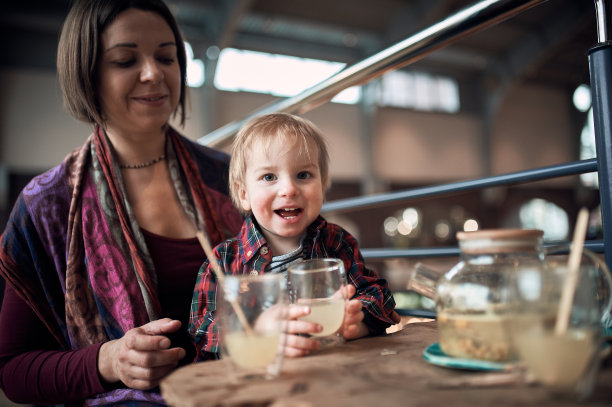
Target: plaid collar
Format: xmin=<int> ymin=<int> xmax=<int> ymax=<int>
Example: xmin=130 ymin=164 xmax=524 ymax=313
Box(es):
xmin=238 ymin=214 xmax=327 ymax=263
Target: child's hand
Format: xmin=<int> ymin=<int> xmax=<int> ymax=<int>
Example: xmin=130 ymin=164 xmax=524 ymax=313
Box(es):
xmin=283 ymin=305 xmax=322 ymax=357
xmin=391 ymin=310 xmax=401 ymax=324
xmin=338 ymin=285 xmax=369 ymax=340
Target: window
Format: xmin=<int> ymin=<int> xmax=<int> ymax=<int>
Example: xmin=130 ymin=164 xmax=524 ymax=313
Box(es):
xmin=518 ymin=199 xmax=569 ymax=241
xmin=185 ymin=42 xmax=205 ymax=88
xmin=214 ymin=48 xmax=359 ymax=104
xmin=580 ymin=109 xmax=597 ymax=187
xmin=212 ymin=47 xmax=460 ymax=111
xmin=574 ymin=84 xmax=597 ymax=188
xmin=378 ymin=70 xmax=460 ymax=113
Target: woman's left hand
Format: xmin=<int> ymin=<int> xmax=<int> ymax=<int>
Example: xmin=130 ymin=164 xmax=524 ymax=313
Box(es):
xmin=98 ymin=318 xmax=186 ymax=390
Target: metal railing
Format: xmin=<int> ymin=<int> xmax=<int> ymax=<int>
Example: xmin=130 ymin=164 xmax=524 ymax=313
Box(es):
xmin=199 ymin=0 xmax=612 ymax=270
xmin=198 ymin=0 xmax=548 ymax=147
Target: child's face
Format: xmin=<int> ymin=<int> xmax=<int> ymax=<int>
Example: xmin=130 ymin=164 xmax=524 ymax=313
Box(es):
xmin=238 ymin=137 xmax=325 ymax=254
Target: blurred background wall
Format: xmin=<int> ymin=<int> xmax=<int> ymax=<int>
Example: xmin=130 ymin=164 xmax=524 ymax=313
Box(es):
xmin=0 ymin=0 xmax=602 ymax=323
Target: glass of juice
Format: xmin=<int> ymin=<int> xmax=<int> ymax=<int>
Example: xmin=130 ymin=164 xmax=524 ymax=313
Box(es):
xmin=218 ymin=273 xmax=288 ymax=381
xmin=287 ymin=258 xmax=348 ymax=347
xmin=508 ymin=248 xmax=607 ymax=401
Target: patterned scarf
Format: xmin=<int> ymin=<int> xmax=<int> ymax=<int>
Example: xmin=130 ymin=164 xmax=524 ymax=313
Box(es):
xmin=0 ymin=125 xmax=242 ymax=406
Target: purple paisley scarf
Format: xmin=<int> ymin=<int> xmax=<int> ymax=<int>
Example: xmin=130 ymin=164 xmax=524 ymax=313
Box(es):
xmin=0 ymin=125 xmax=242 ymax=405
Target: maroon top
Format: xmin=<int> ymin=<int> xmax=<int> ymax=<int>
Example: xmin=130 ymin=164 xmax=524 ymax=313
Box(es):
xmin=0 ymin=229 xmax=204 ymax=404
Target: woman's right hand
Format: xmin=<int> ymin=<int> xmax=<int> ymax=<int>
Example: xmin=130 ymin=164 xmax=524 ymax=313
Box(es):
xmin=97 ymin=318 xmax=186 ymax=390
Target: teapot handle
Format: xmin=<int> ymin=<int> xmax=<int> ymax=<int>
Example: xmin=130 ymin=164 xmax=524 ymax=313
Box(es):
xmin=406 ymin=262 xmax=445 ymax=300
xmin=543 ymin=244 xmax=612 ymax=330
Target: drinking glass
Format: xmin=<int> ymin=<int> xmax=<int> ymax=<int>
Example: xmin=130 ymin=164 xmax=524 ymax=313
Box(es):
xmin=287 ymin=258 xmax=348 ymax=347
xmin=217 ymin=273 xmax=288 ymax=381
xmin=507 ymin=246 xmax=610 ymax=400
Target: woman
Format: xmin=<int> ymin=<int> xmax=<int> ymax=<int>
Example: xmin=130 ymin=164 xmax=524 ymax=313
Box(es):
xmin=0 ymin=0 xmax=242 ymax=405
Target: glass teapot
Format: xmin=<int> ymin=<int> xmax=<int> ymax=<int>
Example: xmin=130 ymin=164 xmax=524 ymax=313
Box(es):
xmin=407 ymin=228 xmax=612 ymax=362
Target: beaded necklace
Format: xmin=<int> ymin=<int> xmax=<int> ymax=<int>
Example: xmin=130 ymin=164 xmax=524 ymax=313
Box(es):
xmin=119 ymin=154 xmax=166 ymax=169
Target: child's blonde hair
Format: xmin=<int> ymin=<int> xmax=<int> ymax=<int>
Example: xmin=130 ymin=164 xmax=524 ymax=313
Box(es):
xmin=229 ymin=113 xmax=330 ymax=213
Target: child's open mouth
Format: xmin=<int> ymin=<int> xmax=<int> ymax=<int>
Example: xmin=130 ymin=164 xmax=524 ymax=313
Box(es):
xmin=275 ymin=208 xmax=302 ymax=219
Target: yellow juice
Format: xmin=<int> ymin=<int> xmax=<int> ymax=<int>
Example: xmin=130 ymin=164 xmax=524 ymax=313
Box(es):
xmin=224 ymin=331 xmax=282 ymax=369
xmin=513 ymin=327 xmax=596 ymax=389
xmin=299 ymin=298 xmax=345 ymax=337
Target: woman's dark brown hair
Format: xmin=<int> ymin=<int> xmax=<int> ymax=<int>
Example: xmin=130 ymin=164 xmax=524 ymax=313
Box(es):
xmin=57 ymin=0 xmax=187 ymax=126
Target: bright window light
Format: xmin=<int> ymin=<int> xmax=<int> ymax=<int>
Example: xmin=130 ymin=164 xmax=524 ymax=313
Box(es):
xmin=580 ymin=108 xmax=598 ymax=188
xmin=213 ymin=48 xmax=460 ymax=110
xmin=519 ymin=198 xmax=569 ymax=241
xmin=333 ymin=87 xmax=361 ymax=104
xmin=378 ymin=70 xmax=460 ymax=113
xmin=185 ymin=42 xmax=205 ymax=88
xmin=573 ymin=84 xmax=591 ymax=112
xmin=214 ymin=48 xmax=360 ymax=104
xmin=187 ymin=59 xmax=205 ymax=88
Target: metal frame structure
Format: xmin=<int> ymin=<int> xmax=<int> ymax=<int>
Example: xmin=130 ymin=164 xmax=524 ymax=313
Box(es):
xmin=198 ymin=0 xmax=612 ymax=270
xmin=590 ymin=0 xmax=612 ymax=269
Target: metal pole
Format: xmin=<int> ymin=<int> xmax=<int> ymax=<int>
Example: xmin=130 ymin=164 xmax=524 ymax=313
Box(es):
xmin=590 ymin=0 xmax=612 ymax=270
xmin=198 ymin=0 xmax=548 ymax=147
xmin=321 ymin=159 xmax=597 ymax=213
xmin=595 ymin=0 xmax=609 ymax=43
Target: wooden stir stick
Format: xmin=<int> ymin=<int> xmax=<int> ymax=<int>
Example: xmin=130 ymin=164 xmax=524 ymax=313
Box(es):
xmin=554 ymin=207 xmax=589 ymax=336
xmin=196 ymin=231 xmax=254 ymax=335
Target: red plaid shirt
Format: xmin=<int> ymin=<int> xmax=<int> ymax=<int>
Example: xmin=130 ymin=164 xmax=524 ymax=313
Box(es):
xmin=188 ymin=215 xmax=396 ymax=360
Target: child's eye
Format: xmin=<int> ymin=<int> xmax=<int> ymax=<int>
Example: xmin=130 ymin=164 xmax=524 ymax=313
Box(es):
xmin=262 ymin=174 xmax=276 ymax=182
xmin=297 ymin=171 xmax=312 ymax=180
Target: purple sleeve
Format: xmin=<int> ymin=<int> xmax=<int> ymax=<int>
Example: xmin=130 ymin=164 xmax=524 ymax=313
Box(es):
xmin=0 ymin=284 xmax=109 ymax=404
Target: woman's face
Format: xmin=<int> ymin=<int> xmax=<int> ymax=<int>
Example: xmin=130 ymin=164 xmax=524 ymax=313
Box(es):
xmin=97 ymin=8 xmax=181 ymax=137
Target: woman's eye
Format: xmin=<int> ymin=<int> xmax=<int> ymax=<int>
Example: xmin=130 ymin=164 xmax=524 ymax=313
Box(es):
xmin=262 ymin=174 xmax=276 ymax=182
xmin=114 ymin=60 xmax=135 ymax=68
xmin=297 ymin=171 xmax=312 ymax=180
xmin=158 ymin=57 xmax=175 ymax=65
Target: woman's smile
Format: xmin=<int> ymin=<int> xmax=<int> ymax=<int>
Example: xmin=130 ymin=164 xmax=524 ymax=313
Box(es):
xmin=132 ymin=93 xmax=169 ymax=106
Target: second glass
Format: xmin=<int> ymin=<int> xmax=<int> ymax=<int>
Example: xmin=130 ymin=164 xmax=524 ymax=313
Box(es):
xmin=287 ymin=258 xmax=348 ymax=346
xmin=218 ymin=273 xmax=288 ymax=381
xmin=507 ymin=247 xmax=610 ymax=400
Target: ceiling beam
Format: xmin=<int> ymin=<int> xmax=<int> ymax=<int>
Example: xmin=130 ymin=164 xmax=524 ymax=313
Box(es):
xmin=384 ymin=0 xmax=446 ymax=43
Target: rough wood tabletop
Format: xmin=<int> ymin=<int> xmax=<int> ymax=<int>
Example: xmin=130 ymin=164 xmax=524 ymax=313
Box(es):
xmin=161 ymin=322 xmax=612 ymax=407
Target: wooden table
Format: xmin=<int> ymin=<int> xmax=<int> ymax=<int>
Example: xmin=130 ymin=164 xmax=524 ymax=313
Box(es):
xmin=160 ymin=322 xmax=612 ymax=407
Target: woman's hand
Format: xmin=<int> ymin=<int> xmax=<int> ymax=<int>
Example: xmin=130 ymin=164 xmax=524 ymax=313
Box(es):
xmin=282 ymin=305 xmax=322 ymax=357
xmin=98 ymin=318 xmax=186 ymax=390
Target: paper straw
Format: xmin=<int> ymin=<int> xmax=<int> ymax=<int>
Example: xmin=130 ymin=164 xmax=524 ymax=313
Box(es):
xmin=196 ymin=231 xmax=254 ymax=335
xmin=554 ymin=207 xmax=589 ymax=336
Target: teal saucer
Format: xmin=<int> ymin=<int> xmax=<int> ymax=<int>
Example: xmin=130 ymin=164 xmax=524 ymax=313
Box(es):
xmin=422 ymin=342 xmax=509 ymax=371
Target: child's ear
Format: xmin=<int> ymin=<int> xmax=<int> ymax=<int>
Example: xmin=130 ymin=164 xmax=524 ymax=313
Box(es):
xmin=236 ymin=183 xmax=251 ymax=212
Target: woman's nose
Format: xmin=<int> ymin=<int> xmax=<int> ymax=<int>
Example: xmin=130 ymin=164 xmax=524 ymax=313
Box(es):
xmin=140 ymin=59 xmax=164 ymax=83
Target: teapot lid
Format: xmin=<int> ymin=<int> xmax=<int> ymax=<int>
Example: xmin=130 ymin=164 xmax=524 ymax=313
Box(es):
xmin=457 ymin=229 xmax=543 ymax=254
